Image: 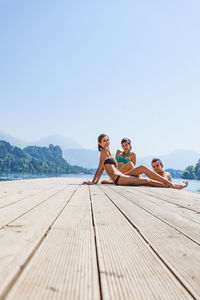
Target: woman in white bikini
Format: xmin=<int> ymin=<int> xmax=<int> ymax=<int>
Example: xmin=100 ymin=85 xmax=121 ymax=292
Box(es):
xmin=83 ymin=134 xmax=188 ymax=189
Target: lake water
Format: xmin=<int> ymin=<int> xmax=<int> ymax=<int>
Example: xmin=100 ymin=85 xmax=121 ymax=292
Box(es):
xmin=172 ymin=178 xmax=200 ymax=194
xmin=0 ymin=173 xmax=199 ymax=194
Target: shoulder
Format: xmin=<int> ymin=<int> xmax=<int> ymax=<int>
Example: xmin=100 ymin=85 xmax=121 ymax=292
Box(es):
xmin=165 ymin=171 xmax=171 ymax=176
xmin=101 ymin=147 xmax=108 ymax=155
xmin=164 ymin=171 xmax=172 ymax=181
xmin=99 ymin=148 xmax=109 ymax=163
xmin=101 ymin=147 xmax=110 ymax=157
xmin=130 ymin=152 xmax=136 ymax=158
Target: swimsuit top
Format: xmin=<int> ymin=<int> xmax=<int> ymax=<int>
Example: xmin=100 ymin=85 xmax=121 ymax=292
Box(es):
xmin=104 ymin=158 xmax=115 ymax=165
xmin=116 ymin=156 xmax=131 ymax=164
xmin=116 ymin=152 xmax=131 ymax=165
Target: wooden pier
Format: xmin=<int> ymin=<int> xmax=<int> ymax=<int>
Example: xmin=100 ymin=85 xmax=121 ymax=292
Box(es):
xmin=0 ymin=178 xmax=200 ymax=299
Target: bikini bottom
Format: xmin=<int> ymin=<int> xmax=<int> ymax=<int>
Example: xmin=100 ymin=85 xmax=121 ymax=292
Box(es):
xmin=114 ymin=175 xmax=121 ymax=185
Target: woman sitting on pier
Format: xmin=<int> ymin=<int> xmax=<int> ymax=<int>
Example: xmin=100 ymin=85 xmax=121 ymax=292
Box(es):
xmin=83 ymin=134 xmax=188 ymax=189
xmin=115 ymin=137 xmax=136 ymax=174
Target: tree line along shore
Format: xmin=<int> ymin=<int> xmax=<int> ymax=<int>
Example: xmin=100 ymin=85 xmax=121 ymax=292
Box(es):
xmin=0 ymin=140 xmax=199 ymax=179
xmin=0 ymin=140 xmax=94 ymax=174
xmin=181 ymin=162 xmax=200 ymax=180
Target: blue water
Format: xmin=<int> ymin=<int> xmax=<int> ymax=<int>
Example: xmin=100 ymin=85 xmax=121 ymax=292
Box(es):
xmin=172 ymin=178 xmax=200 ymax=194
xmin=0 ymin=173 xmax=199 ymax=194
xmin=0 ymin=173 xmax=96 ymax=181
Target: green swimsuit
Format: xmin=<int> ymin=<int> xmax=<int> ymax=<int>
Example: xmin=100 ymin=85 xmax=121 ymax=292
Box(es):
xmin=116 ymin=152 xmax=131 ymax=165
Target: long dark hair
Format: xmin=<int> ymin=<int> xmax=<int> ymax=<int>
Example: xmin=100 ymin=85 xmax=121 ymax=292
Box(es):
xmin=98 ymin=134 xmax=107 ymax=151
xmin=121 ymin=137 xmax=132 ymax=150
xmin=98 ymin=134 xmax=115 ymax=165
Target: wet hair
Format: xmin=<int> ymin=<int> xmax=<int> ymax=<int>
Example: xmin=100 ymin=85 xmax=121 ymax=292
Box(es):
xmin=121 ymin=138 xmax=132 ymax=150
xmin=98 ymin=134 xmax=107 ymax=151
xmin=151 ymin=158 xmax=162 ymax=165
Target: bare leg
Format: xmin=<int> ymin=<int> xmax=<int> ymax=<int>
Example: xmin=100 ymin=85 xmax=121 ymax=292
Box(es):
xmin=126 ymin=165 xmax=173 ymax=187
xmin=118 ymin=161 xmax=135 ymax=174
xmin=116 ymin=175 xmax=189 ymax=189
xmin=117 ymin=175 xmax=167 ymax=187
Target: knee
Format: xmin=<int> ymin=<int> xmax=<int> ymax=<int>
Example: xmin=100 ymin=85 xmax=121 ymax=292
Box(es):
xmin=139 ymin=165 xmax=146 ymax=170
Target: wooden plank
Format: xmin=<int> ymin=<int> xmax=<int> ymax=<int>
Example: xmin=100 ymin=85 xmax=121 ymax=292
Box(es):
xmin=0 ymin=184 xmax=79 ymax=300
xmin=108 ymin=186 xmax=200 ymax=244
xmin=0 ymin=176 xmax=81 ymax=208
xmin=0 ymin=182 xmax=29 ymax=201
xmin=0 ymin=178 xmax=75 ymax=205
xmin=0 ymin=187 xmax=65 ymax=228
xmin=0 ymin=179 xmax=78 ymax=228
xmin=4 ymin=185 xmax=100 ymax=300
xmin=90 ymin=185 xmax=192 ymax=300
xmin=122 ymin=186 xmax=200 ymax=225
xmin=0 ymin=183 xmax=54 ymax=209
xmin=100 ymin=185 xmax=200 ymax=299
xmin=131 ymin=187 xmax=200 ymax=212
xmin=0 ymin=180 xmax=24 ymax=197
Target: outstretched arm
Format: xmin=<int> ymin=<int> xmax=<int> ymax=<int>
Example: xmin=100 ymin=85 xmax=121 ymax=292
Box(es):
xmin=83 ymin=149 xmax=107 ymax=185
xmin=93 ymin=167 xmax=104 ymax=184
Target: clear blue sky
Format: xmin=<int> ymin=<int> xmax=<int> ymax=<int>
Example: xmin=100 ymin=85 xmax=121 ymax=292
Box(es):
xmin=0 ymin=0 xmax=200 ymax=156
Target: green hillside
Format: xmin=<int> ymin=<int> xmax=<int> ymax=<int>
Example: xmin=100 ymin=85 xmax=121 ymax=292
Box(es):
xmin=0 ymin=140 xmax=93 ymax=174
xmin=182 ymin=161 xmax=200 ymax=180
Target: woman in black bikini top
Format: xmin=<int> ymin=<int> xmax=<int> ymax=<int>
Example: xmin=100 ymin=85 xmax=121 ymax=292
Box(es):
xmin=104 ymin=158 xmax=115 ymax=165
xmin=103 ymin=158 xmax=120 ymax=185
xmin=83 ymin=134 xmax=188 ymax=190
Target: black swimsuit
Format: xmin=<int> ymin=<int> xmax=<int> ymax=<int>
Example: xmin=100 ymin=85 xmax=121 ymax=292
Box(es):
xmin=104 ymin=158 xmax=121 ymax=185
xmin=113 ymin=175 xmax=120 ymax=185
xmin=104 ymin=158 xmax=115 ymax=165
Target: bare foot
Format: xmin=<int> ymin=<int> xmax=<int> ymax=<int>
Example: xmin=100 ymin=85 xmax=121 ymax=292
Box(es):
xmin=173 ymin=181 xmax=189 ymax=190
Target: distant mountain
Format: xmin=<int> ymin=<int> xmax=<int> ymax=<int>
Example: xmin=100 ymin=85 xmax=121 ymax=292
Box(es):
xmin=35 ymin=134 xmax=83 ymax=149
xmin=0 ymin=131 xmax=28 ymax=148
xmin=0 ymin=131 xmax=83 ymax=149
xmin=63 ymin=148 xmax=200 ymax=170
xmin=63 ymin=149 xmax=99 ymax=168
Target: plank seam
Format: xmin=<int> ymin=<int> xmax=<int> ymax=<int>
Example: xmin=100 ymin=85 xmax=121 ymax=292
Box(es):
xmin=89 ymin=186 xmax=103 ymax=300
xmin=123 ymin=187 xmax=199 ymax=213
xmin=0 ymin=187 xmax=52 ymax=210
xmin=109 ymin=186 xmax=200 ymax=247
xmin=0 ymin=186 xmax=70 ymax=231
xmin=0 ymin=185 xmax=79 ymax=300
xmin=100 ymin=186 xmax=197 ymax=300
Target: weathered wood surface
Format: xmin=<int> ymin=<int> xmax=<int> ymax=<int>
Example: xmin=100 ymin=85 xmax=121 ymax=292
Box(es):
xmin=0 ymin=178 xmax=200 ymax=300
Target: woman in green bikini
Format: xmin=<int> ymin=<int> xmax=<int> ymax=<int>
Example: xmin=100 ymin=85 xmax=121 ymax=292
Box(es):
xmin=116 ymin=138 xmax=136 ymax=175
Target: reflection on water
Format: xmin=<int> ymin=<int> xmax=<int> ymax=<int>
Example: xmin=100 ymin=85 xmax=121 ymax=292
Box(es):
xmin=0 ymin=173 xmax=199 ymax=194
